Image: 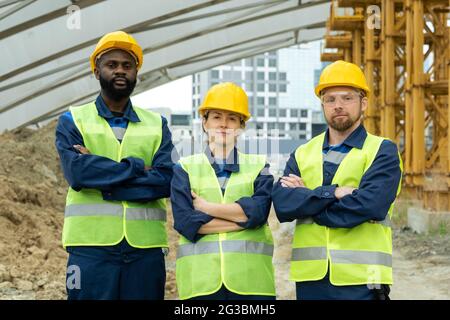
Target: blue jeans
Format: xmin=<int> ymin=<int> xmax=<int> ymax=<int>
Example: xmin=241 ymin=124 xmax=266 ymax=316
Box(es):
xmin=66 ymin=239 xmax=166 ymax=300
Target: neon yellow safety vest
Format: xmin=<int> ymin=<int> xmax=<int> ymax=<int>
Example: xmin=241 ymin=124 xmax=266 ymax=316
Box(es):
xmin=62 ymin=102 xmax=168 ymax=248
xmin=176 ymin=152 xmax=276 ymax=300
xmin=291 ymin=131 xmax=402 ymax=286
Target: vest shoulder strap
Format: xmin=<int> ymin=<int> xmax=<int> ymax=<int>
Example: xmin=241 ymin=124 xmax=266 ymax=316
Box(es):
xmin=132 ymin=106 xmax=163 ymax=127
xmin=69 ymin=102 xmax=98 ymax=135
xmin=69 ymin=102 xmax=96 ymax=118
xmin=179 ymin=154 xmax=207 ymax=172
xmin=295 ymin=132 xmax=325 ymax=160
xmin=362 ymin=132 xmax=385 ymax=172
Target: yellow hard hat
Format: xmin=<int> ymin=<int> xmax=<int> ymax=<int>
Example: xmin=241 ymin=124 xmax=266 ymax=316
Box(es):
xmin=315 ymin=60 xmax=370 ymax=97
xmin=199 ymin=82 xmax=251 ymax=121
xmin=90 ymin=31 xmax=143 ymax=73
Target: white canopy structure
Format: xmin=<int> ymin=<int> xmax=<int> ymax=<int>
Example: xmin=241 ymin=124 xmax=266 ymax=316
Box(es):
xmin=0 ymin=0 xmax=330 ymax=131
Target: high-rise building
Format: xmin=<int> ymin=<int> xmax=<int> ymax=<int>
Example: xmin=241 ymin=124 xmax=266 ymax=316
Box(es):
xmin=192 ymin=41 xmax=326 ymax=141
xmin=148 ymin=107 xmax=192 ymax=143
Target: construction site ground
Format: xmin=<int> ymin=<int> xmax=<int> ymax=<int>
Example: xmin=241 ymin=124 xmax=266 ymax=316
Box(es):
xmin=0 ymin=121 xmax=449 ymax=300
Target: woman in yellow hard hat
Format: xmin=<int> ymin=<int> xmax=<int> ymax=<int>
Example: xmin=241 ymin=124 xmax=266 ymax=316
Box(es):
xmin=170 ymin=82 xmax=276 ymax=300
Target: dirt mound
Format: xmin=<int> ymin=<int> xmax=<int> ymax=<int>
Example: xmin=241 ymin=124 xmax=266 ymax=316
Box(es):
xmin=0 ymin=122 xmax=67 ymax=299
xmin=0 ymin=122 xmax=179 ymax=299
xmin=393 ymin=227 xmax=450 ymax=260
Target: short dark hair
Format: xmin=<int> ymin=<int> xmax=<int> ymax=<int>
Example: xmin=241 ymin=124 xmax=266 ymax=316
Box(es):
xmin=95 ymin=54 xmax=105 ymax=69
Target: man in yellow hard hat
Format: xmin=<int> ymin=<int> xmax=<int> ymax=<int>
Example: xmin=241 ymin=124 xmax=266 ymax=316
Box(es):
xmin=272 ymin=60 xmax=402 ymax=300
xmin=55 ymin=31 xmax=176 ymax=300
xmin=170 ymin=82 xmax=276 ymax=300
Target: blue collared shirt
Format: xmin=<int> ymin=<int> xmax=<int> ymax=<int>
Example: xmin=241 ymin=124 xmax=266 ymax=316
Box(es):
xmin=170 ymin=147 xmax=274 ymax=242
xmin=55 ymin=95 xmax=176 ymax=203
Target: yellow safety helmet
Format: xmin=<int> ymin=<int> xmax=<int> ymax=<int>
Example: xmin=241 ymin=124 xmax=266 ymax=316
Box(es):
xmin=315 ymin=60 xmax=370 ymax=97
xmin=90 ymin=31 xmax=143 ymax=73
xmin=199 ymin=82 xmax=251 ymax=121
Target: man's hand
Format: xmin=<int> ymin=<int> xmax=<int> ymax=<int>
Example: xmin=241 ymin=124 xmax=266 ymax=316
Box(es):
xmin=334 ymin=186 xmax=356 ymax=200
xmin=191 ymin=191 xmax=210 ymax=213
xmin=144 ymin=166 xmax=152 ymax=170
xmin=73 ymin=145 xmax=90 ymax=155
xmin=280 ymin=174 xmax=305 ymax=188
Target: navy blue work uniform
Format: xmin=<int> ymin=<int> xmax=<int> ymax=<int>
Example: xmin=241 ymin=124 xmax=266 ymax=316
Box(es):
xmin=55 ymin=95 xmax=176 ymax=300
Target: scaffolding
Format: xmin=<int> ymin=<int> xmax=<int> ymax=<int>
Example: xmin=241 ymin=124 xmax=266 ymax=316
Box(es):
xmin=321 ymin=0 xmax=450 ymax=211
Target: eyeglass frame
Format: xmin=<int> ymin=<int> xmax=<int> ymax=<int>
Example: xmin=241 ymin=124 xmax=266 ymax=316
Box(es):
xmin=320 ymin=89 xmax=366 ymax=107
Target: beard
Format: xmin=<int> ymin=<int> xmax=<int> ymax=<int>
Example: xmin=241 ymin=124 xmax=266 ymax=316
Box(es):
xmin=326 ymin=108 xmax=363 ymax=132
xmin=99 ymin=74 xmax=137 ymax=101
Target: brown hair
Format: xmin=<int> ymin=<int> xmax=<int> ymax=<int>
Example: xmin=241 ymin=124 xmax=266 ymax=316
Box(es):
xmin=202 ymin=111 xmax=245 ymax=133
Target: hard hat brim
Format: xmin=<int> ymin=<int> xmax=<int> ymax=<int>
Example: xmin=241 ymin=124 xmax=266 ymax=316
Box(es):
xmin=199 ymin=106 xmax=251 ymax=122
xmin=315 ymin=83 xmax=370 ymax=98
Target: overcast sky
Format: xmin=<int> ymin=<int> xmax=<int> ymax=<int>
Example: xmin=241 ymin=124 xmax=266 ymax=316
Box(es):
xmin=131 ymin=76 xmax=192 ymax=112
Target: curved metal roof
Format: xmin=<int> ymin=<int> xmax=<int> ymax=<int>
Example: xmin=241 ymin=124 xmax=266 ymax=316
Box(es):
xmin=0 ymin=0 xmax=330 ymax=131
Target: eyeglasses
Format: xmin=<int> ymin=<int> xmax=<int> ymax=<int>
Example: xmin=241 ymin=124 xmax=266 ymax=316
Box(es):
xmin=320 ymin=91 xmax=362 ymax=107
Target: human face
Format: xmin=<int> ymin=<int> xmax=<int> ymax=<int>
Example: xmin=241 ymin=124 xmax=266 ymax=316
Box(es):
xmin=202 ymin=110 xmax=244 ymax=147
xmin=94 ymin=49 xmax=137 ymax=101
xmin=321 ymin=86 xmax=367 ymax=132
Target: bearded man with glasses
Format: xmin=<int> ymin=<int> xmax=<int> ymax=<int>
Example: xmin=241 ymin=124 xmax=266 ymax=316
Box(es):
xmin=272 ymin=60 xmax=403 ymax=300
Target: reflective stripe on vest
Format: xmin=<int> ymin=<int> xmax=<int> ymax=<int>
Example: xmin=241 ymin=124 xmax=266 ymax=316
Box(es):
xmin=65 ymin=203 xmax=166 ymax=221
xmin=291 ymin=247 xmax=327 ymax=261
xmin=330 ymin=250 xmax=392 ymax=267
xmin=177 ymin=240 xmax=274 ymax=259
xmin=177 ymin=241 xmax=219 ymax=258
xmin=65 ymin=203 xmax=122 ymax=217
xmin=127 ymin=208 xmax=166 ymax=221
xmin=291 ymin=247 xmax=392 ymax=267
